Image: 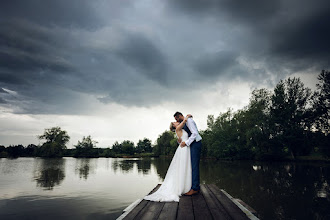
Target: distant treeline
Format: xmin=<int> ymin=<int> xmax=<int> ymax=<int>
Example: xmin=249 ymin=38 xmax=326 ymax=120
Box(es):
xmin=154 ymin=70 xmax=329 ymax=160
xmin=0 ymin=70 xmax=329 ymax=161
xmin=0 ymin=129 xmax=153 ymax=158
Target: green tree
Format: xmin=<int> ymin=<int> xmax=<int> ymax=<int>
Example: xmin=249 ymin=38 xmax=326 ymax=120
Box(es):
xmin=311 ymin=70 xmax=330 ymax=157
xmin=6 ymin=145 xmax=24 ymax=158
xmin=121 ymin=140 xmax=135 ymax=155
xmin=245 ymin=88 xmax=272 ymax=159
xmin=269 ymin=78 xmax=312 ymax=159
xmin=202 ymin=109 xmax=241 ymax=159
xmin=136 ymin=138 xmax=152 ymax=153
xmin=74 ymin=135 xmax=98 ymax=157
xmin=100 ymin=148 xmax=115 ymax=157
xmin=0 ymin=145 xmax=7 ymax=157
xmin=312 ymin=70 xmax=329 ymax=134
xmin=75 ymin=136 xmax=98 ymax=149
xmin=25 ymin=144 xmax=38 ymax=156
xmin=38 ymin=127 xmax=70 ymax=157
xmin=112 ymin=141 xmax=122 ymax=154
xmin=153 ymin=131 xmax=176 ymax=156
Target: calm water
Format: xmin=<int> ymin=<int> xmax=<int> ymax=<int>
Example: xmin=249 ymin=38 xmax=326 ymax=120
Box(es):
xmin=0 ymin=157 xmax=329 ymax=220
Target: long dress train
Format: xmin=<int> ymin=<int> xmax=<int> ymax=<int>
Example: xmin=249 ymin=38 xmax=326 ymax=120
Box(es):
xmin=144 ymin=130 xmax=191 ymax=202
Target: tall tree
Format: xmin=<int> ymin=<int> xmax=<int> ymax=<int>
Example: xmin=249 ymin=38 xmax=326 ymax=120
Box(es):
xmin=311 ymin=70 xmax=330 ymax=157
xmin=112 ymin=141 xmax=122 ymax=154
xmin=38 ymin=127 xmax=70 ymax=157
xmin=153 ymin=131 xmax=176 ymax=156
xmin=245 ymin=88 xmax=272 ymax=158
xmin=121 ymin=140 xmax=135 ymax=155
xmin=75 ymin=135 xmax=98 ymax=149
xmin=136 ymin=138 xmax=152 ymax=153
xmin=74 ymin=135 xmax=98 ymax=157
xmin=312 ymin=70 xmax=330 ymax=134
xmin=270 ymin=78 xmax=312 ymax=158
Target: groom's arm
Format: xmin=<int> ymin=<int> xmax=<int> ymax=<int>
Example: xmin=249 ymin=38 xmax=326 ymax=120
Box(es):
xmin=185 ymin=118 xmax=198 ymax=147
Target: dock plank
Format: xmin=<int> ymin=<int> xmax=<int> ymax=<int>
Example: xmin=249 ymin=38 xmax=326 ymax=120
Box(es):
xmin=123 ymin=184 xmax=161 ymax=220
xmin=177 ymin=196 xmax=194 ymax=220
xmin=134 ymin=201 xmax=165 ymax=220
xmin=121 ymin=184 xmax=258 ymax=220
xmin=201 ymin=184 xmax=231 ymax=220
xmin=192 ymin=190 xmax=213 ymax=220
xmin=123 ymin=200 xmax=149 ymax=220
xmin=208 ymin=184 xmax=249 ymax=220
xmin=157 ymin=202 xmax=178 ymax=220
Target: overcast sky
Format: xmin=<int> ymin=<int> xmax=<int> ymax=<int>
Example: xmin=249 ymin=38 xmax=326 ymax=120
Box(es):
xmin=0 ymin=0 xmax=329 ymax=148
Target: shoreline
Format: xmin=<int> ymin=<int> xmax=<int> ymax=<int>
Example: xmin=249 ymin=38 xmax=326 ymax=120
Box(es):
xmin=1 ymin=155 xmax=329 ymax=163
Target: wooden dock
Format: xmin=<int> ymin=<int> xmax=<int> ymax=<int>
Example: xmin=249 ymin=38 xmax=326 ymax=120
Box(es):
xmin=117 ymin=184 xmax=259 ymax=220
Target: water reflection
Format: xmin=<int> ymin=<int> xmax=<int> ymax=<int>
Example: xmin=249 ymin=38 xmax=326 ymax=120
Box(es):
xmin=199 ymin=160 xmax=330 ymax=219
xmin=136 ymin=159 xmax=152 ymax=174
xmin=74 ymin=158 xmax=97 ymax=180
xmin=111 ymin=158 xmax=166 ymax=176
xmin=33 ymin=158 xmax=65 ymax=190
xmin=113 ymin=159 xmax=134 ymax=173
xmin=16 ymin=157 xmax=330 ymax=219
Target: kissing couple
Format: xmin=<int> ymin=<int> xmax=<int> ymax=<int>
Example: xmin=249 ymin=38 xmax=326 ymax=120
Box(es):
xmin=144 ymin=112 xmax=202 ymax=202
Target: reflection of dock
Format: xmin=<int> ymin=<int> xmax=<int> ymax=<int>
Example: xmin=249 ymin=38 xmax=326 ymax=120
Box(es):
xmin=118 ymin=184 xmax=259 ymax=220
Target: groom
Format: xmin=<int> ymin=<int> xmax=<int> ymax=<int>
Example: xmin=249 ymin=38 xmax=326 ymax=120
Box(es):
xmin=174 ymin=112 xmax=202 ymax=196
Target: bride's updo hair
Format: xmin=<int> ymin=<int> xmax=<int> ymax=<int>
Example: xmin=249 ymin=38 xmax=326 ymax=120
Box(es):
xmin=169 ymin=122 xmax=176 ymax=132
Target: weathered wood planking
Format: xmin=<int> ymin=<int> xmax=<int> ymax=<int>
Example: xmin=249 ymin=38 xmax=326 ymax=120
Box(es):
xmin=200 ymin=184 xmax=231 ymax=220
xmin=208 ymin=184 xmax=251 ymax=220
xmin=177 ymin=196 xmax=193 ymax=220
xmin=157 ymin=202 xmax=178 ymax=220
xmin=120 ymin=184 xmax=259 ymax=220
xmin=192 ymin=190 xmax=213 ymax=220
xmin=123 ymin=184 xmax=161 ymax=220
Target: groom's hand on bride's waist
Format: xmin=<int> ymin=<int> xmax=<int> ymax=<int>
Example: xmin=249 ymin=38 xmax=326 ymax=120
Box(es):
xmin=180 ymin=142 xmax=186 ymax=147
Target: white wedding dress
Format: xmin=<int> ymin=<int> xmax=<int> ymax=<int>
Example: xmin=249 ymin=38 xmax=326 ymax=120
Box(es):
xmin=144 ymin=130 xmax=192 ymax=202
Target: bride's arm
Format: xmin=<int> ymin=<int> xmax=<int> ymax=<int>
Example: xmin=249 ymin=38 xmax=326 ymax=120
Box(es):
xmin=175 ymin=114 xmax=193 ymax=131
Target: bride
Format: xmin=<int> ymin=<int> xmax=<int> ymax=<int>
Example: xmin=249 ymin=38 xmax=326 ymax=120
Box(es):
xmin=144 ymin=115 xmax=192 ymax=202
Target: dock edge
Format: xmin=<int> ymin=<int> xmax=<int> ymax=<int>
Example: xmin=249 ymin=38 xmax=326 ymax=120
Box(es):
xmin=116 ymin=199 xmax=142 ymax=220
xmin=220 ymin=189 xmax=259 ymax=220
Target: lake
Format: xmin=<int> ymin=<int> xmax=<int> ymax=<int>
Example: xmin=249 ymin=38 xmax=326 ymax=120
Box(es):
xmin=0 ymin=157 xmax=329 ymax=219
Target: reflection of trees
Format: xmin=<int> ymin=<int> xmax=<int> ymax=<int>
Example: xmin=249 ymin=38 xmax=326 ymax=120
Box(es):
xmin=111 ymin=158 xmax=154 ymax=175
xmin=34 ymin=158 xmax=65 ymax=190
xmin=112 ymin=159 xmax=134 ymax=173
xmin=199 ymin=160 xmax=330 ymax=220
xmin=111 ymin=157 xmax=171 ymax=179
xmin=136 ymin=159 xmax=152 ymax=175
xmin=120 ymin=160 xmax=134 ymax=172
xmin=74 ymin=158 xmax=97 ymax=180
xmin=107 ymin=157 xmax=329 ymax=219
xmin=151 ymin=156 xmax=171 ymax=180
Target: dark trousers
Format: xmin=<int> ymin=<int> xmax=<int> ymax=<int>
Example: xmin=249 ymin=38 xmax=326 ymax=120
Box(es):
xmin=190 ymin=140 xmax=202 ymax=191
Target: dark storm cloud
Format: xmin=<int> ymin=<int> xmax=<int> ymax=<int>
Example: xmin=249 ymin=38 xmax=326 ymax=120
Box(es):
xmin=0 ymin=0 xmax=329 ymax=115
xmin=116 ymin=34 xmax=168 ymax=83
xmin=0 ymin=0 xmax=104 ymax=29
xmin=0 ymin=20 xmax=75 ymax=73
xmin=168 ymin=0 xmax=281 ymax=24
xmin=0 ymin=97 xmax=7 ymax=104
xmin=167 ymin=0 xmax=330 ymax=70
xmin=0 ymin=88 xmax=8 ymax=94
xmin=270 ymin=6 xmax=330 ymax=62
xmin=0 ymin=1 xmax=170 ymax=113
xmin=194 ymin=51 xmax=238 ymax=77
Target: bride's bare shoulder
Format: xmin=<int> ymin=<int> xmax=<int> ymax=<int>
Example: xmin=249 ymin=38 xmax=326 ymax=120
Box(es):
xmin=175 ymin=129 xmax=183 ymax=137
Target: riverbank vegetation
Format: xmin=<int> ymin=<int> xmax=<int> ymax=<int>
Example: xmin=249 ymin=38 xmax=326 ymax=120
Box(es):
xmin=0 ymin=70 xmax=328 ymax=161
xmin=0 ymin=134 xmax=153 ymax=158
xmin=154 ymin=70 xmax=329 ymax=161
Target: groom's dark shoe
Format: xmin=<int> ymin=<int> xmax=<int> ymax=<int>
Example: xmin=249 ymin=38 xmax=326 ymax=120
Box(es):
xmin=184 ymin=189 xmax=200 ymax=196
